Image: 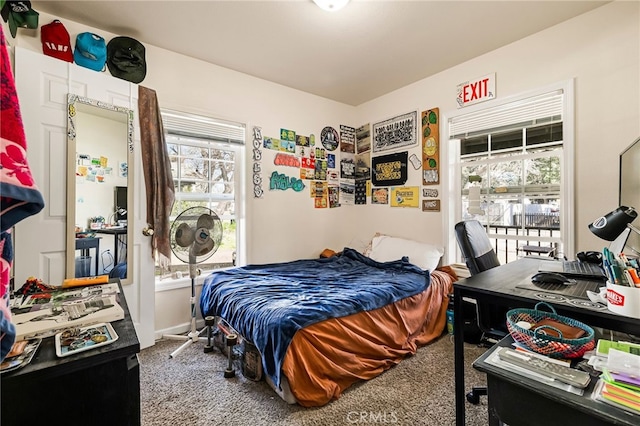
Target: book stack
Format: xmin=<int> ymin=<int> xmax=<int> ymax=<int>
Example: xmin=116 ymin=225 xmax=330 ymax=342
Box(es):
xmin=591 ymin=339 xmax=640 ymax=414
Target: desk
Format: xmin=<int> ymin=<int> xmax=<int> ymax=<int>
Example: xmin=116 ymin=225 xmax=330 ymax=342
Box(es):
xmin=473 ymin=335 xmax=638 ymax=426
xmin=75 ymin=237 xmax=100 ymax=276
xmin=96 ymin=227 xmax=127 ymax=264
xmin=1 ymin=280 xmax=141 ymax=426
xmin=453 ymin=257 xmax=640 ymax=426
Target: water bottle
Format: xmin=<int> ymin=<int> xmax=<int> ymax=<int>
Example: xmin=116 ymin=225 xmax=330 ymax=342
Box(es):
xmin=446 ymin=295 xmax=454 ymax=335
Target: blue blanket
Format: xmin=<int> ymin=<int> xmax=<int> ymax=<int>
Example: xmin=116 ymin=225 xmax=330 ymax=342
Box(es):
xmin=199 ymin=248 xmax=431 ymax=388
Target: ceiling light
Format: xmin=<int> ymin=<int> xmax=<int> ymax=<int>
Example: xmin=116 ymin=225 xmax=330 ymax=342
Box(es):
xmin=313 ymin=0 xmax=350 ymax=12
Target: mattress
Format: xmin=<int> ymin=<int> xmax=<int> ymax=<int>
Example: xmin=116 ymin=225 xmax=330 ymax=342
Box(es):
xmin=200 ymin=248 xmax=454 ymax=406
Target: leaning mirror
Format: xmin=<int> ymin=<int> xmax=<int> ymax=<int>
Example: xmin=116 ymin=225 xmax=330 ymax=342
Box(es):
xmin=66 ymin=94 xmax=134 ymax=285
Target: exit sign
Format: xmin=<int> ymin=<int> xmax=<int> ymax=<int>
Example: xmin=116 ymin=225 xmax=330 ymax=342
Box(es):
xmin=456 ymin=73 xmax=496 ymax=108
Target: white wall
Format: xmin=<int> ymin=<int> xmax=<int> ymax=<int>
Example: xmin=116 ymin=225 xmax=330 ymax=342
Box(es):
xmin=7 ymin=1 xmax=639 ymax=336
xmin=354 ymin=1 xmax=640 ymax=257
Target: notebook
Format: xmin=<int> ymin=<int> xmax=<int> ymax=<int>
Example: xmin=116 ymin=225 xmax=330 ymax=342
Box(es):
xmin=538 ymin=260 xmax=607 ymax=280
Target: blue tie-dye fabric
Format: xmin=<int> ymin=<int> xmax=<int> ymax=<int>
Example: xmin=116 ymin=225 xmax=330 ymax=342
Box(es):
xmin=199 ymin=247 xmax=431 ymax=388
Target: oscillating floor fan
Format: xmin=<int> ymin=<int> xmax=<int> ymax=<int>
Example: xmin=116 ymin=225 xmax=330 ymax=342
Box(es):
xmin=165 ymin=206 xmax=223 ymax=358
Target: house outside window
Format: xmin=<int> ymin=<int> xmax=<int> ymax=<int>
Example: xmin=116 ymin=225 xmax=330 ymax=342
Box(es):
xmin=156 ymin=110 xmax=245 ymax=278
xmin=448 ymin=82 xmax=574 ymax=264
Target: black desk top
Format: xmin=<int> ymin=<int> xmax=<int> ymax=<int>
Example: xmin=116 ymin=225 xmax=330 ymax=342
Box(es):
xmin=474 ymin=335 xmax=639 ymax=426
xmin=453 ymin=257 xmax=640 ymax=336
xmin=1 ymin=280 xmax=140 ymax=384
xmin=95 ymin=227 xmax=127 ymax=235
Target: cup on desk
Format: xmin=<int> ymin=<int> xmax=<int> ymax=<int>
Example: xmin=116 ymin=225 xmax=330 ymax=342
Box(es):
xmin=606 ymin=281 xmax=640 ymax=319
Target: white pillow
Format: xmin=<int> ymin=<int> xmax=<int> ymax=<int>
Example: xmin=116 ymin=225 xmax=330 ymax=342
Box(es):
xmin=368 ymin=235 xmax=443 ymax=272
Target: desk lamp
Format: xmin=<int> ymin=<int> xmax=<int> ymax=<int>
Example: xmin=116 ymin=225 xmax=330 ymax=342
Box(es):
xmin=589 ymin=206 xmax=640 ymax=255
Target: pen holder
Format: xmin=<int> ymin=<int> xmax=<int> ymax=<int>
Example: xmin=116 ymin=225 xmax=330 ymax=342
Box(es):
xmin=606 ymin=281 xmax=640 ymax=319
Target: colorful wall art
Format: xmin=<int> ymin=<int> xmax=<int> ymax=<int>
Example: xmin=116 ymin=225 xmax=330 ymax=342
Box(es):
xmin=372 ymin=111 xmax=418 ymax=154
xmin=421 ymin=108 xmax=440 ymax=185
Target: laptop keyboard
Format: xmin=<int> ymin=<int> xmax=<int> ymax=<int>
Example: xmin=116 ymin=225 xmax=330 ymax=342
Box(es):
xmin=563 ymin=261 xmax=598 ymax=274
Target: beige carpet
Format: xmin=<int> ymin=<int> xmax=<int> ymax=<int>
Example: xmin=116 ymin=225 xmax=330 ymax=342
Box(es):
xmin=139 ymin=334 xmax=490 ymax=425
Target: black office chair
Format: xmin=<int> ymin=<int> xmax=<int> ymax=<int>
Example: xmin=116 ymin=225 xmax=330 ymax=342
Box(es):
xmin=454 ymin=220 xmax=509 ymax=404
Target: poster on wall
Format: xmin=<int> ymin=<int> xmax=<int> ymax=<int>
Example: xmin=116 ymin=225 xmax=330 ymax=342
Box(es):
xmin=372 ymin=187 xmax=389 ymax=205
xmin=340 ymin=153 xmax=355 ymax=179
xmin=421 ymin=107 xmax=440 ymax=185
xmin=371 ymin=151 xmax=408 ymax=187
xmin=340 ymin=125 xmax=356 ymax=153
xmin=313 ymin=181 xmax=328 ymax=208
xmin=356 ymin=123 xmax=371 ymax=154
xmin=340 ymin=180 xmax=355 ymax=205
xmin=372 ymin=111 xmax=417 ymax=154
xmin=390 ymin=186 xmax=420 ymax=208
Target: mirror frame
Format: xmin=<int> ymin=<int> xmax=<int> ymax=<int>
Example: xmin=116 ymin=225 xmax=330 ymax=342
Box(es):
xmin=66 ymin=94 xmax=134 ymax=285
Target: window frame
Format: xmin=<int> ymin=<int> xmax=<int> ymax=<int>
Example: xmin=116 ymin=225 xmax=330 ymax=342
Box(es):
xmin=443 ymin=80 xmax=575 ymax=265
xmin=155 ymin=110 xmax=246 ymax=285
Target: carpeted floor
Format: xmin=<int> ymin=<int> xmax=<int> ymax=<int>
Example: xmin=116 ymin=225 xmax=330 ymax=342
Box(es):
xmin=139 ymin=334 xmax=490 ymax=425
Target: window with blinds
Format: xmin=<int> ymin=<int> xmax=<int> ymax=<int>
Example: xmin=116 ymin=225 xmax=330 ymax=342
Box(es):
xmin=158 ymin=110 xmax=245 ymax=277
xmin=450 ymin=88 xmax=569 ymax=264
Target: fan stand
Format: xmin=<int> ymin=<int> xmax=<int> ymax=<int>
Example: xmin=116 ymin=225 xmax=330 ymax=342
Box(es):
xmin=164 ymin=257 xmax=209 ymax=358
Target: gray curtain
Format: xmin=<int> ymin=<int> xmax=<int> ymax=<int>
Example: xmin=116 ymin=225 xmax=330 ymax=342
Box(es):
xmin=138 ymin=86 xmax=174 ymax=267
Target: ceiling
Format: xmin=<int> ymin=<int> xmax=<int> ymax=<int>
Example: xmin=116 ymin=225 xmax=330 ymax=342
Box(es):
xmin=32 ymin=0 xmax=609 ymax=106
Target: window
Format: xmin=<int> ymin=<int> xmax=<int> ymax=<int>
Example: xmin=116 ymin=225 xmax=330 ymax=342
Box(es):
xmin=157 ymin=110 xmax=245 ymax=277
xmin=449 ymin=84 xmax=574 ymax=264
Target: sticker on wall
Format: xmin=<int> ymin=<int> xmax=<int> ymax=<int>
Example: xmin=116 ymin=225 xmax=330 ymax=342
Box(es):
xmin=421 ymin=108 xmax=439 ymax=185
xmin=422 ymin=199 xmax=441 ymax=212
xmin=356 ymin=123 xmax=371 ymax=154
xmin=263 ymin=136 xmax=280 ymax=150
xmin=390 ymin=186 xmax=419 ymax=208
xmin=409 ymin=153 xmax=421 ymax=170
xmin=281 ymin=128 xmax=296 ymax=144
xmin=355 ymin=179 xmax=367 ymax=205
xmin=371 ymin=151 xmax=408 ymax=187
xmin=320 ymin=126 xmax=339 ymax=151
xmin=327 ymin=170 xmax=339 ymax=185
xmin=340 ymin=125 xmax=356 ymax=153
xmin=269 ymin=171 xmax=305 ymax=192
xmin=372 ymin=187 xmax=389 ymax=205
xmin=252 ymin=126 xmax=264 ymax=198
xmin=422 ymin=188 xmax=438 ymax=198
xmin=315 ymin=147 xmax=326 ymax=160
xmin=119 ymin=162 xmax=128 ymax=178
xmin=328 ymin=186 xmax=340 ymax=208
xmin=274 ymin=153 xmax=300 ymax=168
xmin=296 ymin=134 xmax=310 ymax=147
xmin=315 ymin=159 xmax=327 ymax=180
xmin=327 ymin=153 xmax=336 ymax=169
xmin=372 ymin=111 xmax=418 ymax=154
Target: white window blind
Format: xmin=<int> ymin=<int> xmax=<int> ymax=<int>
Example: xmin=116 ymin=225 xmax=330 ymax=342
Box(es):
xmin=161 ymin=109 xmax=245 ymax=144
xmin=450 ymin=90 xmax=563 ymax=138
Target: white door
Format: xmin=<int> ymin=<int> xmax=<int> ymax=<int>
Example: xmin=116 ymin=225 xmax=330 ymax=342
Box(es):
xmin=14 ymin=47 xmax=155 ymax=348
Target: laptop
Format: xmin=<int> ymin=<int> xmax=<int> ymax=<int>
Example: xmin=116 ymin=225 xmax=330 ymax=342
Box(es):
xmin=538 ymin=259 xmax=607 ymax=280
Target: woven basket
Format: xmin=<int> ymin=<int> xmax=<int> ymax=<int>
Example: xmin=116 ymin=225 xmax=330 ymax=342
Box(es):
xmin=506 ymin=302 xmax=595 ymax=359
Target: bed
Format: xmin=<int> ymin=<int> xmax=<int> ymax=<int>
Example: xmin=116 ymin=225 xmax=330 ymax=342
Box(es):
xmin=199 ymin=238 xmax=455 ymax=407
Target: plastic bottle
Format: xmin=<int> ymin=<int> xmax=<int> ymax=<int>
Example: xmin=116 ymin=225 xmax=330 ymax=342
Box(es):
xmin=446 ymin=295 xmax=455 ymax=335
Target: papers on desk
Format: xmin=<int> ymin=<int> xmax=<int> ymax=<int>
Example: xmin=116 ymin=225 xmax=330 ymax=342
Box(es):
xmin=11 ymin=283 xmax=124 ymax=341
xmin=589 ymin=338 xmax=640 ymax=414
xmin=485 ymin=345 xmax=586 ymax=396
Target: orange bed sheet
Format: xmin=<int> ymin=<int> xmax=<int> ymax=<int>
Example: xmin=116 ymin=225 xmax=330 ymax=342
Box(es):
xmin=281 ymin=268 xmax=455 ymax=407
